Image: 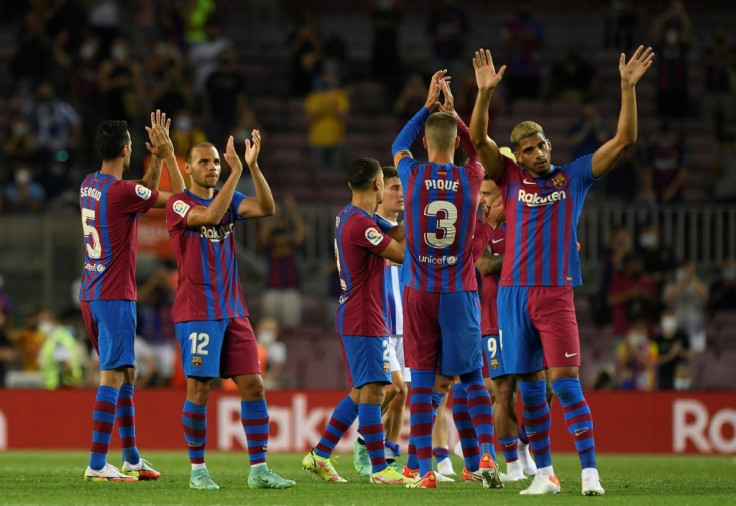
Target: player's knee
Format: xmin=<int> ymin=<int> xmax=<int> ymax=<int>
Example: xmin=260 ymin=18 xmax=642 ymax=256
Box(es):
xmin=433 ymin=375 xmax=453 ymax=394
xmin=239 ymin=375 xmax=265 ymax=400
xmin=123 ymin=366 xmax=138 ymax=384
xmin=188 ymin=379 xmax=212 ymax=405
xmin=384 ymin=382 xmax=399 ymax=403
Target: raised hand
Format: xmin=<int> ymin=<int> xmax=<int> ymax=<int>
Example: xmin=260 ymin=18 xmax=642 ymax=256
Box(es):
xmin=436 ymin=79 xmax=457 ymax=117
xmin=473 ymin=49 xmax=506 ymax=91
xmin=223 ymin=135 xmax=243 ymax=174
xmin=145 ymin=124 xmax=174 ymax=159
xmin=424 ymin=69 xmax=449 ymax=110
xmin=244 ymin=130 xmax=261 ymax=169
xmin=149 ymin=109 xmax=171 ymax=134
xmin=620 ymin=45 xmax=654 ymax=86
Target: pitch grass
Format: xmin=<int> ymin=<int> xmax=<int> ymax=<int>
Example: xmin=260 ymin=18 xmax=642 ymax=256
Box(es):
xmin=0 ymin=452 xmax=734 ymax=505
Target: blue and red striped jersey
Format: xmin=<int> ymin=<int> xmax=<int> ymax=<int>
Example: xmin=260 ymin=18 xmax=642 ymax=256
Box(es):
xmin=79 ymin=172 xmax=158 ymax=301
xmin=166 ymin=189 xmax=248 ymax=322
xmin=480 ymin=223 xmax=506 ymax=336
xmin=494 ymin=154 xmax=597 ymax=287
xmin=334 ymin=204 xmax=392 ymax=337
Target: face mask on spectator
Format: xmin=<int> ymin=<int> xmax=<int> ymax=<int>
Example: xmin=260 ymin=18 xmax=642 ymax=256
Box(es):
xmin=628 ymin=332 xmax=646 ymax=347
xmin=258 ymin=330 xmax=277 ymax=345
xmin=639 ymin=232 xmax=656 ymax=248
xmin=175 ymin=117 xmax=192 ymax=132
xmin=661 ymin=316 xmax=678 ymax=336
xmin=676 ymin=268 xmax=689 ymax=282
xmin=674 ymin=377 xmax=691 ymax=390
xmin=38 ymin=320 xmax=54 ymax=336
xmin=665 ymin=29 xmax=679 ymax=45
xmin=81 ymin=43 xmax=96 ymax=60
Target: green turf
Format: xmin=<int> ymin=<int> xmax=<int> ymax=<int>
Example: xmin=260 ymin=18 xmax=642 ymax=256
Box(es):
xmin=0 ymin=451 xmax=734 ymax=505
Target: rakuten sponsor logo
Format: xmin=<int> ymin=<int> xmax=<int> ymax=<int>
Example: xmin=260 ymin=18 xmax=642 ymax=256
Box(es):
xmin=673 ymin=399 xmax=736 ymax=454
xmin=517 ymin=189 xmax=567 ymax=207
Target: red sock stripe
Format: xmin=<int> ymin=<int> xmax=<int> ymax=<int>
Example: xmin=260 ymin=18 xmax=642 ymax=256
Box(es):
xmin=116 ymin=416 xmax=134 ymax=427
xmin=567 ymin=413 xmax=593 ymax=426
xmin=184 ymin=412 xmax=207 ymax=421
xmin=452 ymin=397 xmax=467 ymax=407
xmin=246 ymin=433 xmax=269 ymax=442
xmin=466 ymin=384 xmax=487 ymax=394
xmin=531 ymin=444 xmax=550 ymax=455
xmin=120 ymin=437 xmax=135 ymax=448
xmin=467 ymin=397 xmax=490 ymax=409
xmin=412 ymin=422 xmax=433 ymax=434
xmin=525 ymin=411 xmax=551 ymax=427
xmin=411 ymin=387 xmax=433 ymax=395
xmin=90 ymin=442 xmax=109 ymax=454
xmin=190 ymin=456 xmax=205 ymax=464
xmin=564 ymin=400 xmax=588 ymax=413
xmin=462 ymin=445 xmax=481 ymax=457
xmin=457 ymin=428 xmax=477 ymax=439
xmin=315 ymin=442 xmax=332 ymax=455
xmin=365 ymin=441 xmax=384 ymax=452
xmin=184 ymin=426 xmax=206 ymax=439
xmin=360 ymin=424 xmax=384 ymax=435
xmin=321 ymin=432 xmax=340 ymax=445
xmin=411 ymin=403 xmax=433 ymax=414
xmin=524 ymin=402 xmax=548 ymax=413
xmin=93 ymin=421 xmax=113 ymax=433
xmin=117 ymin=397 xmax=133 ymax=407
xmin=241 ymin=417 xmax=269 ymax=427
xmin=408 ymin=443 xmax=416 ymax=455
xmin=417 ymin=446 xmax=432 ymax=460
xmin=329 ymin=417 xmax=350 ymax=433
xmin=95 ymin=401 xmax=117 ymax=415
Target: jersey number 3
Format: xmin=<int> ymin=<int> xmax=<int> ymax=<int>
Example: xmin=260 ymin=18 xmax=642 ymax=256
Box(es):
xmin=424 ymin=201 xmax=458 ymax=248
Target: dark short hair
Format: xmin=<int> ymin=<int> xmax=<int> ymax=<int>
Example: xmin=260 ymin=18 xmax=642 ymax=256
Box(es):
xmin=185 ymin=141 xmax=217 ymax=163
xmin=381 ymin=166 xmax=398 ymax=180
xmin=348 ymin=157 xmax=382 ymax=191
xmin=94 ymin=120 xmax=129 ymax=161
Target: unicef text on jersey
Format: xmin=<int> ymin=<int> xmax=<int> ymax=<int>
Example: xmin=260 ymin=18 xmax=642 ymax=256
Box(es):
xmin=418 ymin=254 xmax=458 ymax=265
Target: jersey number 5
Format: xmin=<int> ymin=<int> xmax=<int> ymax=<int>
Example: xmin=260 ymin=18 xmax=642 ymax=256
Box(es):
xmin=81 ymin=208 xmax=101 ymax=259
xmin=424 ymin=201 xmax=458 ymax=249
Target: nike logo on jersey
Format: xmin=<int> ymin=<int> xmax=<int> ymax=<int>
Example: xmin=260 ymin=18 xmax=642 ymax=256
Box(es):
xmin=565 ymin=352 xmax=578 ymax=358
xmin=522 ymin=179 xmax=536 ymax=185
xmin=491 ymin=238 xmax=504 ymax=244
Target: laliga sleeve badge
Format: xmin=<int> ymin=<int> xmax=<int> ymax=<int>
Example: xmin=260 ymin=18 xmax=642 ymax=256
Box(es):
xmin=365 ymin=227 xmax=384 ymax=246
xmin=173 ymin=199 xmax=190 ymax=217
xmin=135 ymin=184 xmax=152 ymax=200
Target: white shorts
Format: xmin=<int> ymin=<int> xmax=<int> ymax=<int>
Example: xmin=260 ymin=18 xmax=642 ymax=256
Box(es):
xmin=388 ymin=334 xmax=411 ymax=382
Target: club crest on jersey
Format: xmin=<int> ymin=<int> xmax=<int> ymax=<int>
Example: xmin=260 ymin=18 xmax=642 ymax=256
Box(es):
xmin=491 ymin=358 xmax=500 ymax=370
xmin=365 ymin=227 xmax=384 ymax=246
xmin=551 ymin=173 xmax=567 ymax=189
xmin=383 ymin=361 xmax=390 ymax=373
xmin=192 ymin=356 xmax=203 ymax=367
xmin=173 ymin=199 xmax=190 ymax=217
xmin=135 ymin=184 xmax=152 ymax=200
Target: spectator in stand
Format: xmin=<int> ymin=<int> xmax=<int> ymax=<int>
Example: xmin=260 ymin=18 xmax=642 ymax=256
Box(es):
xmin=98 ymin=38 xmax=141 ymax=124
xmin=0 ymin=310 xmax=16 ymax=388
xmin=170 ymin=110 xmax=207 ymax=162
xmin=663 ymin=261 xmax=708 ymax=353
xmin=641 ymin=122 xmax=687 ymax=203
xmin=548 ymin=46 xmax=597 ymax=103
xmin=700 ymin=25 xmax=736 ymax=137
xmin=148 ymin=41 xmax=191 ymax=121
xmin=204 ymin=48 xmax=248 ymax=144
xmin=11 ymin=9 xmax=55 ymax=85
xmin=636 ymin=223 xmax=678 ymax=292
xmin=607 ymin=254 xmax=658 ymax=337
xmin=651 ymin=0 xmax=691 ymax=119
xmin=72 ymin=36 xmax=103 ymax=168
xmin=23 ymin=81 xmax=81 ymax=164
xmin=38 ymin=310 xmax=84 ymax=390
xmin=707 ymin=259 xmax=736 ymax=316
xmin=502 ymin=3 xmax=546 ymax=103
xmin=713 ymin=123 xmax=736 ymax=202
xmin=4 ymin=166 xmax=46 ymax=213
xmin=183 ymin=0 xmax=216 ymax=44
xmin=9 ymin=307 xmax=46 ymax=372
xmin=258 ymin=195 xmax=306 ymax=330
xmin=134 ymin=336 xmax=158 ymax=387
xmin=4 ymin=116 xmax=39 ymax=168
xmin=593 ymin=226 xmax=632 ymax=326
xmin=652 ymin=309 xmax=691 ymax=390
xmin=568 ymin=103 xmax=609 ymax=161
xmin=615 ymin=319 xmax=657 ymax=391
xmin=304 ymin=64 xmax=349 ymax=171
xmin=606 ymin=144 xmax=640 ymax=201
xmin=256 ymin=318 xmax=287 ymax=389
xmin=189 ymin=18 xmax=234 ymax=98
xmin=603 ymin=0 xmax=641 ymax=53
xmin=426 ymin=0 xmax=469 ymax=78
xmin=371 ymin=0 xmax=402 ymax=101
xmin=289 ymin=10 xmax=322 ymax=97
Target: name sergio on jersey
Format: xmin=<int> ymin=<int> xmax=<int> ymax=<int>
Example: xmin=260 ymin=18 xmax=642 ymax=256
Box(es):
xmin=200 ymin=222 xmax=234 ymax=242
xmin=80 ymin=187 xmax=102 ymax=201
xmin=518 ymin=188 xmax=567 ymax=207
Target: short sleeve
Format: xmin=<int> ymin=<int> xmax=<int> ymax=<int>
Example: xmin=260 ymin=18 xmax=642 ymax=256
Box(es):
xmin=232 ymin=191 xmax=247 ymax=222
xmin=565 ymin=154 xmax=598 ymax=191
xmin=111 ymin=180 xmax=159 ymax=214
xmin=349 ymin=215 xmax=392 ymax=255
xmin=166 ymin=195 xmax=192 ymax=231
xmin=373 ymin=214 xmax=397 ymax=233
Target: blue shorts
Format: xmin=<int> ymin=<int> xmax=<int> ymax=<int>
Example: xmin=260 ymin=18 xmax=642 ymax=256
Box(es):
xmin=497 ymin=286 xmax=580 ymax=375
xmin=340 ymin=335 xmax=391 ymax=388
xmin=80 ymin=300 xmax=136 ymax=370
xmin=403 ymin=288 xmax=483 ymax=376
xmin=483 ymin=335 xmax=508 ymax=379
xmin=175 ymin=317 xmax=261 ymax=379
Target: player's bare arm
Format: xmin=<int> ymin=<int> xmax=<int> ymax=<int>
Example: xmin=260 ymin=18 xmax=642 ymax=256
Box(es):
xmin=140 ymin=110 xmax=171 ymax=191
xmin=387 ymin=220 xmax=405 ymax=245
xmin=186 ymin=136 xmax=243 ymax=227
xmin=469 ymin=49 xmax=506 ymax=180
xmin=475 ymin=248 xmax=503 ymax=276
xmin=379 ymin=238 xmax=405 ymax=264
xmin=237 ymin=130 xmax=276 ymax=219
xmin=392 ymin=69 xmax=447 ymax=166
xmin=591 ymin=45 xmax=654 ymax=179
